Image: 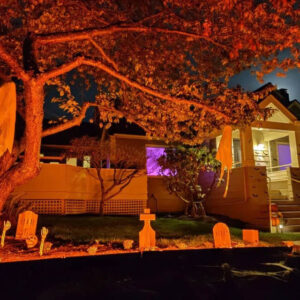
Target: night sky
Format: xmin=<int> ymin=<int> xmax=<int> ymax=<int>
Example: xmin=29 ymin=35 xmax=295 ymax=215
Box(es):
xmin=229 ymin=68 xmax=300 ymax=100
xmin=229 ymin=49 xmax=300 ymax=100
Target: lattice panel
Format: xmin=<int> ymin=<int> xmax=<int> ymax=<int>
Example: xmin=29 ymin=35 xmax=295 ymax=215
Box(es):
xmin=86 ymin=200 xmax=100 ymax=213
xmin=20 ymin=199 xmax=146 ymax=215
xmin=103 ymin=199 xmax=146 ymax=215
xmin=23 ymin=199 xmax=64 ymax=215
xmin=64 ymin=199 xmax=86 ymax=214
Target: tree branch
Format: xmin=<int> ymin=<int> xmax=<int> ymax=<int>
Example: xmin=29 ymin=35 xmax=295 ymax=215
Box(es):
xmin=89 ymin=37 xmax=131 ymax=106
xmin=42 ymin=101 xmax=148 ymax=137
xmin=34 ymin=25 xmax=229 ymax=51
xmin=38 ymin=58 xmax=231 ymax=121
xmin=42 ymin=102 xmax=96 ymax=137
xmin=105 ymin=173 xmax=138 ymax=202
xmin=68 ymin=0 xmax=108 ymax=26
xmin=0 ymin=44 xmax=30 ymax=82
xmin=89 ymin=38 xmax=119 ymax=70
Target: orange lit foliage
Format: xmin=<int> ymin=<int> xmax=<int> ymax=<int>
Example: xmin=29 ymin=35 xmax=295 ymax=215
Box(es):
xmin=0 ymin=0 xmax=299 ymax=210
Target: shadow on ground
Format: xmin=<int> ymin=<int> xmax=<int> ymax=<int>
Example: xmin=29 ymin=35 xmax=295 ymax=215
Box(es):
xmin=0 ymin=247 xmax=299 ymax=300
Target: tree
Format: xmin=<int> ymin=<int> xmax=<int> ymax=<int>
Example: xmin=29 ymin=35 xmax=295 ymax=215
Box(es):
xmin=67 ymin=135 xmax=145 ymax=215
xmin=0 ymin=0 xmax=299 ymax=210
xmin=158 ymin=146 xmax=220 ymax=217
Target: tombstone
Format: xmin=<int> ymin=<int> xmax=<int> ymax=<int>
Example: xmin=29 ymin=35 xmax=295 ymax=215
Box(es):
xmin=213 ymin=222 xmax=231 ymax=248
xmin=15 ymin=211 xmax=38 ymax=240
xmin=242 ymin=229 xmax=259 ymax=244
xmin=139 ymin=208 xmax=156 ymax=250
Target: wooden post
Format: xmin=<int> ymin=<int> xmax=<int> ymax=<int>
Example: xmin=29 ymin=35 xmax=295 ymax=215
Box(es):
xmin=239 ymin=127 xmax=255 ymax=167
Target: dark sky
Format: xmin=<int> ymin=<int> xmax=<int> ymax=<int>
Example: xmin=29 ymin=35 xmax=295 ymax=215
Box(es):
xmin=229 ymin=68 xmax=300 ymax=100
xmin=229 ymin=48 xmax=300 ymax=100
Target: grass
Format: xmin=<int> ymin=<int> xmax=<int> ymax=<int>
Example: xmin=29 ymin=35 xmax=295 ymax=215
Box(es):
xmin=37 ymin=215 xmax=300 ymax=246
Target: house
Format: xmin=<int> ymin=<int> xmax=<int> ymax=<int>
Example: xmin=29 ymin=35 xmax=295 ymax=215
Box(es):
xmin=13 ymin=132 xmax=183 ymax=216
xmin=14 ymin=85 xmax=300 ymax=232
xmin=206 ymin=85 xmax=300 ymax=232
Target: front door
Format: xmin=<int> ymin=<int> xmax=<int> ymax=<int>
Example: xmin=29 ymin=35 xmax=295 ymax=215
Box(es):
xmin=277 ymin=143 xmax=291 ymax=170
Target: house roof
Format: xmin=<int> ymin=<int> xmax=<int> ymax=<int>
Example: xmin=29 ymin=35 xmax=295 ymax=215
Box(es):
xmin=256 ymin=83 xmax=300 ymax=121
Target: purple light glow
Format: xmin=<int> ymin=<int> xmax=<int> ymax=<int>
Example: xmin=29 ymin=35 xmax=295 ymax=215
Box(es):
xmin=146 ymin=147 xmax=169 ymax=176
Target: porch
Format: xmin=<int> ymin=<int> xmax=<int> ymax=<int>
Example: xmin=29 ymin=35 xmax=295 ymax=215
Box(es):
xmin=214 ymin=124 xmax=300 ymax=232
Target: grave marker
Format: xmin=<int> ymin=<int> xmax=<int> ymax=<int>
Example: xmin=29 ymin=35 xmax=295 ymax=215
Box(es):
xmin=139 ymin=208 xmax=156 ymax=250
xmin=15 ymin=211 xmax=38 ymax=240
xmin=213 ymin=222 xmax=231 ymax=248
xmin=242 ymin=229 xmax=259 ymax=244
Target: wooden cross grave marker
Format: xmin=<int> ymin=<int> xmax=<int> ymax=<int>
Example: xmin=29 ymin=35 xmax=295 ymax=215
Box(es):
xmin=139 ymin=208 xmax=156 ymax=250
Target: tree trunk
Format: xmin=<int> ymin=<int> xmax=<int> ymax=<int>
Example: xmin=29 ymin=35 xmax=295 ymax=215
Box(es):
xmin=199 ymin=201 xmax=206 ymax=217
xmin=0 ymin=80 xmax=44 ymax=211
xmin=99 ymin=198 xmax=104 ymax=216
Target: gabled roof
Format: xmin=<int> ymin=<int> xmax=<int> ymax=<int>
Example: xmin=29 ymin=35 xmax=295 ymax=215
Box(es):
xmin=259 ymin=93 xmax=297 ymax=123
xmin=256 ymin=83 xmax=299 ymax=121
xmin=288 ymin=100 xmax=300 ymax=120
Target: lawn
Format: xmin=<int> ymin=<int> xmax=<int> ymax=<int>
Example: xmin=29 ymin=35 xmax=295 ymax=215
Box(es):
xmin=38 ymin=215 xmax=300 ymax=246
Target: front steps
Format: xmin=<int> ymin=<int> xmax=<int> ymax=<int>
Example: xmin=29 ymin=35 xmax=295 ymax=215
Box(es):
xmin=272 ymin=198 xmax=300 ymax=232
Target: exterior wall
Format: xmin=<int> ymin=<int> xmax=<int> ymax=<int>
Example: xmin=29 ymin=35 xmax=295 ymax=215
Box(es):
xmin=148 ymin=177 xmax=185 ymax=213
xmin=14 ymin=164 xmax=147 ymax=215
xmin=205 ymin=166 xmax=271 ymax=230
xmin=111 ymin=134 xmax=167 ymax=167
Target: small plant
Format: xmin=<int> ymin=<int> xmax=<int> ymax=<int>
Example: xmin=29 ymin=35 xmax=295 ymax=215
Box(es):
xmin=67 ymin=136 xmax=145 ymax=215
xmin=158 ymin=146 xmax=220 ymax=217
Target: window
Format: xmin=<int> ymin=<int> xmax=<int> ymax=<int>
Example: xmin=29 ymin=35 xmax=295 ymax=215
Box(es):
xmin=146 ymin=147 xmax=168 ymax=176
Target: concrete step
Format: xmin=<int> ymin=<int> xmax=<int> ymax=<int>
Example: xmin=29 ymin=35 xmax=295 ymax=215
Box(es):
xmin=271 ymin=195 xmax=289 ymax=200
xmin=277 ymin=204 xmax=300 ymax=211
xmin=270 ymin=190 xmax=288 ymax=200
xmin=272 ymin=200 xmax=293 ymax=205
xmin=281 ymin=211 xmax=300 ymax=218
xmin=284 ymin=218 xmax=300 ymax=226
xmin=283 ymin=225 xmax=300 ymax=232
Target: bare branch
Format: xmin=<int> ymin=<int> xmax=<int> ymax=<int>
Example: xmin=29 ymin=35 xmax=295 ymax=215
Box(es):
xmin=105 ymin=173 xmax=138 ymax=202
xmin=38 ymin=58 xmax=231 ymax=121
xmin=0 ymin=44 xmax=30 ymax=82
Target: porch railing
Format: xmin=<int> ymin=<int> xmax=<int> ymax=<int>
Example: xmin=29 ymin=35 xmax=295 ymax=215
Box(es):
xmin=267 ymin=164 xmax=292 ymax=173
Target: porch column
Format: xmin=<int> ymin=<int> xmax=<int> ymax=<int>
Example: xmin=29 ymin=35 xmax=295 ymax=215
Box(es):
xmin=293 ymin=127 xmax=300 ymax=167
xmin=239 ymin=127 xmax=255 ymax=167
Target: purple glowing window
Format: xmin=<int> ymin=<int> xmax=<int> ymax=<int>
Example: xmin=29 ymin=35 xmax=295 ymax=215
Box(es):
xmin=146 ymin=147 xmax=170 ymax=176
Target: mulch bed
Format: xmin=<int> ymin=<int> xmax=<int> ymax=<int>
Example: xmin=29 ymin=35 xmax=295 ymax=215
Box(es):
xmin=0 ymin=236 xmax=289 ymax=263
